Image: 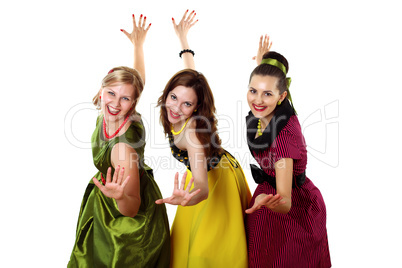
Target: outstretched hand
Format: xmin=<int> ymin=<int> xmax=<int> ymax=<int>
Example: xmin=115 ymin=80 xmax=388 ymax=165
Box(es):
xmin=245 ymin=193 xmax=285 ymax=214
xmin=93 ymin=166 xmax=130 ymax=201
xmin=172 ymin=10 xmax=198 ymax=41
xmin=252 ymin=34 xmax=273 ymax=65
xmin=155 ymin=172 xmax=201 ymax=206
xmin=121 ymin=13 xmax=151 ymax=47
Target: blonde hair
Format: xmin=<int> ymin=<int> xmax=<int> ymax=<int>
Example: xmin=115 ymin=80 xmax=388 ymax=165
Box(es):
xmin=93 ymin=66 xmax=144 ymax=122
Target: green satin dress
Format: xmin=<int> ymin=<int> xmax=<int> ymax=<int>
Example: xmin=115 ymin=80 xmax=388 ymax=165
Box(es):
xmin=68 ymin=116 xmax=170 ymax=267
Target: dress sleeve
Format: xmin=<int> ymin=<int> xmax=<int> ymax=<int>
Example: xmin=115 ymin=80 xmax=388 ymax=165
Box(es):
xmin=96 ymin=115 xmax=102 ymax=126
xmin=271 ymin=129 xmax=302 ymax=163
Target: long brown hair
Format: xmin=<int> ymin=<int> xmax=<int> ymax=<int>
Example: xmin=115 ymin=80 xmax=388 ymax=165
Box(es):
xmin=157 ymin=69 xmax=224 ymax=158
xmin=93 ymin=66 xmax=144 ymax=122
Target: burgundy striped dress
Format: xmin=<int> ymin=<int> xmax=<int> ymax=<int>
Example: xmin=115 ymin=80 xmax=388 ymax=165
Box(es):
xmin=245 ymin=100 xmax=331 ymax=268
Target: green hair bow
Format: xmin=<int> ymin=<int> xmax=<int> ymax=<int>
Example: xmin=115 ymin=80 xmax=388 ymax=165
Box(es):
xmin=260 ymin=58 xmax=297 ymax=114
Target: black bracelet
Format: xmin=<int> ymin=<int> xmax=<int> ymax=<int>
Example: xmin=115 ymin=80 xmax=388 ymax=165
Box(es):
xmin=179 ymin=49 xmax=195 ymax=58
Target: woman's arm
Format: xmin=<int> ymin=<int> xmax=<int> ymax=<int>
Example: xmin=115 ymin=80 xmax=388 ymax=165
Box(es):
xmin=245 ymin=158 xmax=293 ymax=214
xmin=181 ymin=128 xmax=209 ymax=205
xmin=93 ymin=143 xmax=141 ymax=217
xmin=172 ymin=10 xmax=198 ymax=70
xmin=121 ymin=13 xmax=151 ymax=83
xmin=271 ymin=158 xmax=293 ymax=213
xmin=155 ymin=125 xmax=209 ymax=207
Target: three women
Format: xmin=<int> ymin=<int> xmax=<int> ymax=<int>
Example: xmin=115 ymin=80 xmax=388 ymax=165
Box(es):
xmin=68 ymin=10 xmax=331 ymax=267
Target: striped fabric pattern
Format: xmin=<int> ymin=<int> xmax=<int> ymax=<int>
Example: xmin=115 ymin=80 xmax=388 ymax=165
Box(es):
xmin=253 ymin=116 xmax=307 ymax=177
xmin=246 ymin=115 xmax=331 ymax=267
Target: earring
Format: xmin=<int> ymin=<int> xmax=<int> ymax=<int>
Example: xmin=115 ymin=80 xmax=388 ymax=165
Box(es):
xmin=194 ymin=109 xmax=197 ymax=112
xmin=100 ymin=96 xmax=102 ymax=99
xmin=277 ymin=100 xmax=281 ymax=105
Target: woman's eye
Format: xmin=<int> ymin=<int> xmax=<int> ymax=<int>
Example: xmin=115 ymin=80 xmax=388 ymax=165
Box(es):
xmin=123 ymin=97 xmax=130 ymax=101
xmin=171 ymin=94 xmax=177 ymax=100
xmin=184 ymin=102 xmax=191 ymax=107
xmin=108 ymin=91 xmax=115 ymax=96
xmin=265 ymin=92 xmax=272 ymax=96
xmin=250 ymin=89 xmax=256 ymax=94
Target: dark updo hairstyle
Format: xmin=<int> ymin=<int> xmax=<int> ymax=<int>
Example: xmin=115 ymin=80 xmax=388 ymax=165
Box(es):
xmin=249 ymin=51 xmax=289 ymax=95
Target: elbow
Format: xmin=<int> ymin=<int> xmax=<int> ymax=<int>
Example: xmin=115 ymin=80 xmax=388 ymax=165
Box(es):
xmin=123 ymin=207 xmax=139 ymax=218
xmin=122 ymin=197 xmax=141 ymax=218
xmin=196 ymin=188 xmax=209 ymax=202
xmin=193 ymin=182 xmax=209 ymax=202
xmin=200 ymin=191 xmax=209 ymax=201
xmin=279 ymin=204 xmax=291 ymax=214
xmin=273 ymin=199 xmax=291 ymax=214
xmin=131 ymin=198 xmax=141 ymax=217
xmin=124 ymin=211 xmax=137 ymax=218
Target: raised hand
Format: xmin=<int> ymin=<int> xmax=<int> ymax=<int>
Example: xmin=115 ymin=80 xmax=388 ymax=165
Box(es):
xmin=155 ymin=172 xmax=201 ymax=206
xmin=93 ymin=166 xmax=131 ymax=201
xmin=172 ymin=10 xmax=198 ymax=41
xmin=121 ymin=13 xmax=151 ymax=47
xmin=245 ymin=193 xmax=285 ymax=214
xmin=252 ymin=34 xmax=273 ymax=65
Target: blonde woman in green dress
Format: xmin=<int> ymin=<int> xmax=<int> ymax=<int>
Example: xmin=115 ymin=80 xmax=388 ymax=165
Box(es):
xmin=67 ymin=14 xmax=170 ymax=267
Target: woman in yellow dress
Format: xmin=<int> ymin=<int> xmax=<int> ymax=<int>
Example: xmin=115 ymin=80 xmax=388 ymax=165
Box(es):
xmin=154 ymin=10 xmax=251 ymax=267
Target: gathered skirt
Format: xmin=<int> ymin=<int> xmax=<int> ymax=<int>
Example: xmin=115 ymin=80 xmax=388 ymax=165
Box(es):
xmin=246 ymin=178 xmax=331 ymax=268
xmin=68 ymin=169 xmax=170 ymax=267
xmin=170 ymin=154 xmax=251 ymax=268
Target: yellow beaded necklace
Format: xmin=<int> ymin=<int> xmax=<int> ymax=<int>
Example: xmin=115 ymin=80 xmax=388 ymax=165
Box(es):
xmin=171 ymin=117 xmax=190 ymax=135
xmin=257 ymin=119 xmax=263 ymax=136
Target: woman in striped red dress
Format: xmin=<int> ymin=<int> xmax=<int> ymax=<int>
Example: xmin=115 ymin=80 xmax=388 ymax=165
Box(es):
xmin=244 ymin=36 xmax=331 ymax=267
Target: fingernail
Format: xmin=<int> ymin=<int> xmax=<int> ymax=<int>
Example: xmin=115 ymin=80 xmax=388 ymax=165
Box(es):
xmin=132 ymin=14 xmax=134 ymax=17
xmin=120 ymin=29 xmax=123 ymax=32
xmin=149 ymin=23 xmax=152 ymax=26
xmin=144 ymin=16 xmax=146 ymax=19
xmin=140 ymin=14 xmax=143 ymax=17
xmin=172 ymin=17 xmax=174 ymax=20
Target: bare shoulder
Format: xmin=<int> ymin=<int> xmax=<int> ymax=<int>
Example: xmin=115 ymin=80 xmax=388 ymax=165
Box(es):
xmin=111 ymin=142 xmax=138 ymax=166
xmin=185 ymin=121 xmax=202 ymax=147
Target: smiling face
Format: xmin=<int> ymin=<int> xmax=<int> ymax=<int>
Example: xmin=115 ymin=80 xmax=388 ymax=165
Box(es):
xmin=165 ymin=85 xmax=198 ymax=125
xmin=247 ymin=75 xmax=287 ymax=119
xmin=100 ymin=83 xmax=135 ymax=123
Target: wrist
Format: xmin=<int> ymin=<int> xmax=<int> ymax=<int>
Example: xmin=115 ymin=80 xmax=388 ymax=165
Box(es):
xmin=115 ymin=193 xmax=128 ymax=202
xmin=179 ymin=49 xmax=195 ymax=58
xmin=179 ymin=39 xmax=190 ymax=49
xmin=133 ymin=43 xmax=144 ymax=49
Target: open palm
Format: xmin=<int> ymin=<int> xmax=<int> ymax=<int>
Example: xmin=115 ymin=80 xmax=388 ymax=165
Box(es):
xmin=121 ymin=13 xmax=151 ymax=47
xmin=93 ymin=166 xmax=130 ymax=201
xmin=155 ymin=172 xmax=201 ymax=206
xmin=245 ymin=193 xmax=285 ymax=214
xmin=172 ymin=10 xmax=198 ymax=40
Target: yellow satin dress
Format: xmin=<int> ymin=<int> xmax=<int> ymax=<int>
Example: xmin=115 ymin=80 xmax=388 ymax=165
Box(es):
xmin=169 ymin=140 xmax=251 ymax=267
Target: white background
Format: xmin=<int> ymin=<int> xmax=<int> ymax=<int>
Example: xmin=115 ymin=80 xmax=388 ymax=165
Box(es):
xmin=1 ymin=0 xmax=401 ymax=267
